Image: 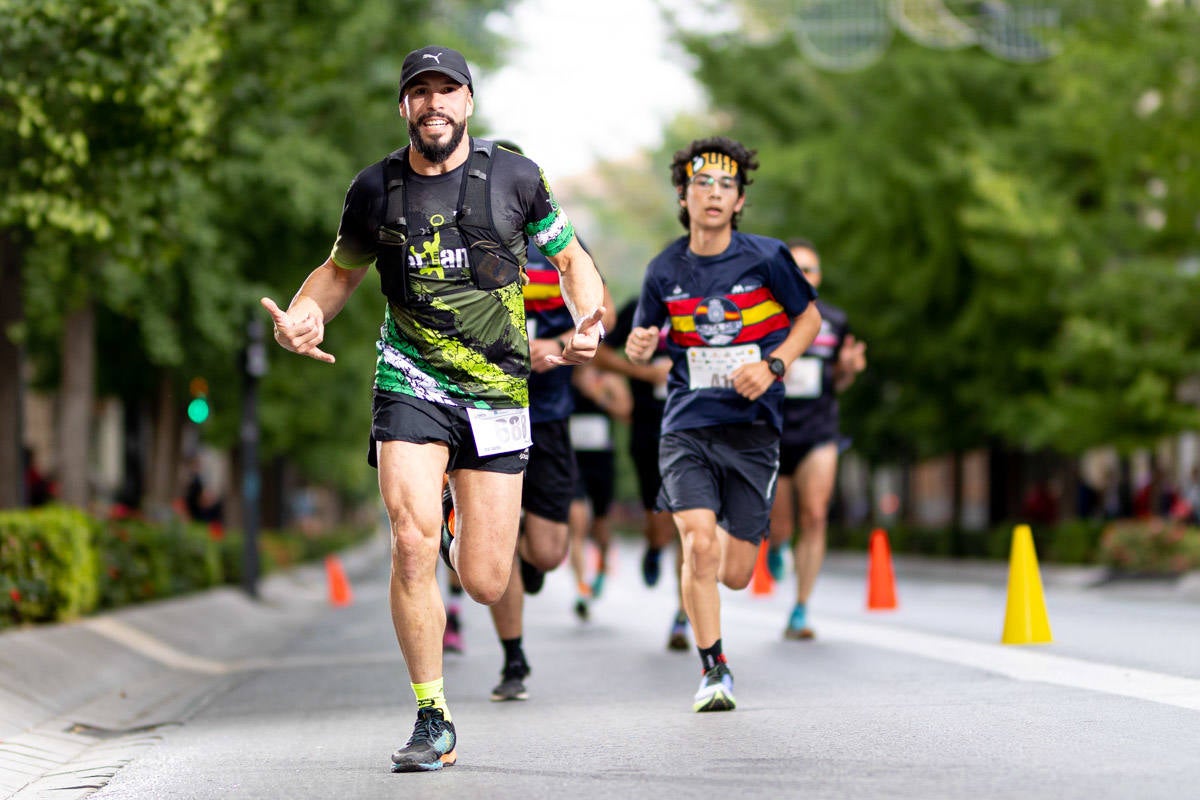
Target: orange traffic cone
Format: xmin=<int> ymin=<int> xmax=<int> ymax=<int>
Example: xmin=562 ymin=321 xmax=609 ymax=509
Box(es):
xmin=751 ymin=540 xmax=774 ymax=596
xmin=866 ymin=528 xmax=898 ymax=610
xmin=325 ymin=555 xmax=354 ymax=607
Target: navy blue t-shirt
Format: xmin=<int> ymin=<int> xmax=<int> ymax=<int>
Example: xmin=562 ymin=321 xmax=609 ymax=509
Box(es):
xmin=524 ymin=242 xmax=576 ymax=423
xmin=632 ymin=233 xmax=817 ymax=434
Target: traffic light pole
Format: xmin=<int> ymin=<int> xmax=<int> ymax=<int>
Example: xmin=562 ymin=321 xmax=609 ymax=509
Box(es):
xmin=240 ymin=316 xmax=268 ymax=598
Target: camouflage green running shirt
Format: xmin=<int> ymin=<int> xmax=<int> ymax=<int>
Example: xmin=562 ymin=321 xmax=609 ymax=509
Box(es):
xmin=329 ymin=141 xmax=574 ymax=409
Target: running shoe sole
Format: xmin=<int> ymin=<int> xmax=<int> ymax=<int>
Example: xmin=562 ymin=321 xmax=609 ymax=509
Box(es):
xmin=490 ymin=678 xmax=528 ymax=702
xmin=390 ymin=748 xmax=457 ymax=772
xmin=693 ymin=687 xmax=736 ymax=712
xmin=784 ymin=626 xmax=816 ymax=641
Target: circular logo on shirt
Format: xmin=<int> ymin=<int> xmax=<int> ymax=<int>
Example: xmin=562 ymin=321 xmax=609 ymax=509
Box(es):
xmin=693 ymin=296 xmax=743 ymax=346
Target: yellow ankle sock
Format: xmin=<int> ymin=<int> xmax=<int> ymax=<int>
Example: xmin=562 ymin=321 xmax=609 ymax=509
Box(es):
xmin=411 ymin=677 xmax=451 ymax=722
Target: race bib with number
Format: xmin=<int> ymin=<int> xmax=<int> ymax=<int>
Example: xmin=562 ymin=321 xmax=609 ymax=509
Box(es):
xmin=784 ymin=357 xmax=822 ymax=398
xmin=466 ymin=407 xmax=532 ymax=456
xmin=686 ymin=345 xmax=761 ymax=391
xmin=569 ymin=414 xmax=612 ymax=451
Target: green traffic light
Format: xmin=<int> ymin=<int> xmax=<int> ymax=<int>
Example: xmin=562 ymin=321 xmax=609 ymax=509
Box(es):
xmin=187 ymin=396 xmax=210 ymax=424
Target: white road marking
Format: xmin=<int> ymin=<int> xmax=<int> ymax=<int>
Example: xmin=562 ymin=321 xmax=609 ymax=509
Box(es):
xmin=83 ymin=618 xmax=400 ymax=674
xmin=823 ymin=618 xmax=1200 ymax=712
xmin=83 ymin=619 xmax=232 ymax=675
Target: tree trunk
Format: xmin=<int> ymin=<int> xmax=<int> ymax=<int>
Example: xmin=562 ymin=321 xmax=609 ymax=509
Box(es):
xmin=57 ymin=302 xmax=96 ymax=508
xmin=145 ymin=370 xmax=182 ymax=518
xmin=950 ymin=449 xmax=965 ymax=556
xmin=0 ymin=231 xmax=24 ymax=509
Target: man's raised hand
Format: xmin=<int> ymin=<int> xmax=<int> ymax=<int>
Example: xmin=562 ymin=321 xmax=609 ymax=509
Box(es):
xmin=624 ymin=325 xmax=659 ymax=365
xmin=545 ymin=307 xmax=606 ymax=367
xmin=260 ymin=297 xmax=335 ymax=364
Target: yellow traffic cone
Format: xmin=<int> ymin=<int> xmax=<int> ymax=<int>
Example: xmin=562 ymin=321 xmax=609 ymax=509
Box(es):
xmin=1001 ymin=524 xmax=1052 ymax=645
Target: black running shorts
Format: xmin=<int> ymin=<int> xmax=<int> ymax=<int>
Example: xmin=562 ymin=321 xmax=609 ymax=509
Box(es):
xmin=629 ymin=423 xmax=663 ymax=512
xmin=574 ymin=450 xmax=615 ymax=517
xmin=522 ymin=418 xmax=578 ymax=524
xmin=778 ymin=437 xmax=838 ymax=477
xmin=369 ymin=389 xmax=528 ymax=474
xmin=656 ymin=423 xmax=780 ymax=544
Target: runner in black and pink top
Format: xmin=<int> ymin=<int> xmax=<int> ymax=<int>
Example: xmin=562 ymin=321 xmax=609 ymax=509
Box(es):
xmin=767 ymin=238 xmax=867 ymax=642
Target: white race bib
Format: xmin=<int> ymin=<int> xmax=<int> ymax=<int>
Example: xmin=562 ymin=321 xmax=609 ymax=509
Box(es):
xmin=466 ymin=407 xmax=532 ymax=456
xmin=686 ymin=345 xmax=761 ymax=391
xmin=526 ymin=319 xmax=538 ymax=340
xmin=569 ymin=414 xmax=612 ymax=451
xmin=784 ymin=357 xmax=822 ymax=399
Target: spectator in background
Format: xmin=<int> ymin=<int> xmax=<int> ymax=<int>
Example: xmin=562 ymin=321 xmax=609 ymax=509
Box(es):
xmin=1179 ymin=466 xmax=1200 ymax=524
xmin=184 ymin=455 xmax=224 ymax=524
xmin=23 ymin=447 xmax=52 ymax=507
xmin=1021 ymin=480 xmax=1059 ymax=526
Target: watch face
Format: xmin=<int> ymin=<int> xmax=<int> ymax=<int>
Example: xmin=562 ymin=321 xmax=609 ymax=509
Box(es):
xmin=769 ymin=358 xmax=785 ymax=377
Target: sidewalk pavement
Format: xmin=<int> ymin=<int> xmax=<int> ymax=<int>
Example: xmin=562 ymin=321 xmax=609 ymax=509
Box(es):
xmin=0 ymin=533 xmax=385 ymax=800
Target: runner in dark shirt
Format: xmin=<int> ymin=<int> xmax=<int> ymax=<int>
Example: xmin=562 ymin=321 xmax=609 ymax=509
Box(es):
xmin=767 ymin=238 xmax=866 ymax=641
xmin=627 ymin=137 xmax=821 ymax=712
xmin=262 ymin=47 xmax=605 ymax=772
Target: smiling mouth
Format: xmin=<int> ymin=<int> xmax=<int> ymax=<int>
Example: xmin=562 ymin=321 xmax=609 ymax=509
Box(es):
xmin=421 ymin=117 xmax=451 ymax=132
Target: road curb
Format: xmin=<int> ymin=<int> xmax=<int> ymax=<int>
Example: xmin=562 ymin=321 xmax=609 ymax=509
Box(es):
xmin=0 ymin=530 xmax=385 ymax=746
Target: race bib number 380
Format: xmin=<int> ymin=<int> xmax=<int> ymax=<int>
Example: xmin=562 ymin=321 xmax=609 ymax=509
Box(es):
xmin=687 ymin=345 xmax=761 ymax=390
xmin=466 ymin=407 xmax=533 ymax=456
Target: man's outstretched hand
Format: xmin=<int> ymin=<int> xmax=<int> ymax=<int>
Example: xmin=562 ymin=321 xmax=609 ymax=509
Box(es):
xmin=260 ymin=297 xmax=335 ymax=364
xmin=544 ymin=307 xmax=606 ymax=368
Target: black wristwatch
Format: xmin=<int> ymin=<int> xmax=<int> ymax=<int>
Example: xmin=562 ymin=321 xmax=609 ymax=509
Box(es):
xmin=766 ymin=357 xmax=786 ymax=379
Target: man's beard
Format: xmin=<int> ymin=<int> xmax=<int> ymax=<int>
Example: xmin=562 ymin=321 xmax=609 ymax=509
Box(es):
xmin=408 ymin=114 xmax=467 ymax=163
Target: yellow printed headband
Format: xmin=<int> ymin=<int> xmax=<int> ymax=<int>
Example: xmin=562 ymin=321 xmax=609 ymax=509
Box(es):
xmin=686 ymin=152 xmax=739 ymax=178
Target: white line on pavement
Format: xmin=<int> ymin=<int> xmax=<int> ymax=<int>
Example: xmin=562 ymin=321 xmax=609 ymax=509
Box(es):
xmin=83 ymin=619 xmax=232 ymax=675
xmin=822 ymin=618 xmax=1200 ymax=713
xmin=83 ymin=618 xmax=400 ymax=675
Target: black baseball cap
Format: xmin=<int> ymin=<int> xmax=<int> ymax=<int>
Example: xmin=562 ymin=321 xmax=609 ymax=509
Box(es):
xmin=398 ymin=45 xmax=473 ymax=100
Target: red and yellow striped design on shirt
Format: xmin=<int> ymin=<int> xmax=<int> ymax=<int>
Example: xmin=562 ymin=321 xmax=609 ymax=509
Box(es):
xmin=523 ymin=268 xmax=565 ymax=312
xmin=666 ymin=287 xmax=789 ymax=347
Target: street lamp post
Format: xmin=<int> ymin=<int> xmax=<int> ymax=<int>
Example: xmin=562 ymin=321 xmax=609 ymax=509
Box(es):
xmin=241 ymin=316 xmax=268 ymax=598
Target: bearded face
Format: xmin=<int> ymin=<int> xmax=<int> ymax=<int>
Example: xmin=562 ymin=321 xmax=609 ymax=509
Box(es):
xmin=408 ymin=110 xmax=467 ymax=164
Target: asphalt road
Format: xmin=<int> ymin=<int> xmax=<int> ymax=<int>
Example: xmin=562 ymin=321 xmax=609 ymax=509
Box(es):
xmin=47 ymin=537 xmax=1200 ymax=799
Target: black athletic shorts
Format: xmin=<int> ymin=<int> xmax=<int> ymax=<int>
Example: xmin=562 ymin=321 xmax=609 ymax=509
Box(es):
xmin=522 ymin=418 xmax=578 ymax=524
xmin=656 ymin=422 xmax=780 ymax=544
xmin=629 ymin=424 xmax=662 ymax=512
xmin=369 ymin=389 xmax=528 ymax=473
xmin=574 ymin=450 xmax=615 ymax=517
xmin=778 ymin=437 xmax=838 ymax=476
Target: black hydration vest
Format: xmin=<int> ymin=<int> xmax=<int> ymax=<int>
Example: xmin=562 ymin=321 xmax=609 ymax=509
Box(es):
xmin=374 ymin=137 xmax=524 ymax=306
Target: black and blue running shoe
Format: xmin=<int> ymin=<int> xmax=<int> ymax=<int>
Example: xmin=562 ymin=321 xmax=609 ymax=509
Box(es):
xmin=391 ymin=707 xmax=456 ymax=772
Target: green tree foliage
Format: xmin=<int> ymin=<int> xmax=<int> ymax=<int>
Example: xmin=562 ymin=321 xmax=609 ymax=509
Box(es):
xmin=0 ymin=0 xmax=229 ymax=507
xmin=671 ymin=1 xmax=1200 ymax=461
xmin=1 ymin=0 xmax=511 ymax=509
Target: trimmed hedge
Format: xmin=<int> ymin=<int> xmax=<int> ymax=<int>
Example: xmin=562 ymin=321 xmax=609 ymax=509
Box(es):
xmin=0 ymin=506 xmax=375 ymax=631
xmin=98 ymin=517 xmax=223 ymax=609
xmin=1097 ymin=518 xmax=1200 ymax=574
xmin=0 ymin=506 xmax=99 ymax=625
xmin=827 ymin=518 xmax=1108 ymax=565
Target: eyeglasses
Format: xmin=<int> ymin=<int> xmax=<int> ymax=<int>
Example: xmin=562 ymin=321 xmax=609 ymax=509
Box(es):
xmin=688 ymin=174 xmax=739 ymax=191
xmin=799 ymin=266 xmax=820 ymax=275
